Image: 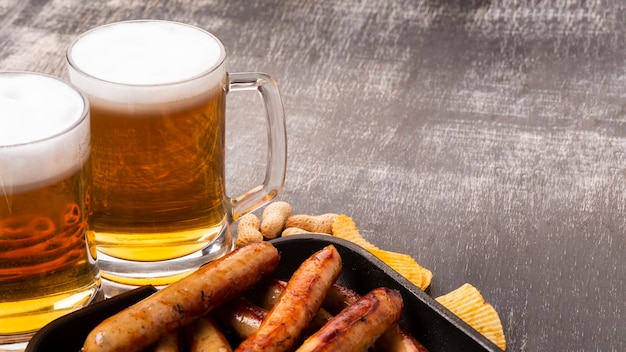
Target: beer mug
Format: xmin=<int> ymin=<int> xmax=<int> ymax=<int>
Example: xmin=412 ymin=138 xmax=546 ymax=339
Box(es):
xmin=66 ymin=20 xmax=287 ymax=291
xmin=0 ymin=72 xmax=101 ymax=348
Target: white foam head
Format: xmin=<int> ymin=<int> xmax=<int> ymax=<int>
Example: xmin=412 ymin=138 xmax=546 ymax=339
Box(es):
xmin=67 ymin=20 xmax=226 ymax=105
xmin=0 ymin=72 xmax=90 ymax=193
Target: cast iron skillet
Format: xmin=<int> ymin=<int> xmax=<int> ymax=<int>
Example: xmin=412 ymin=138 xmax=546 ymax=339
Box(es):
xmin=26 ymin=234 xmax=501 ymax=352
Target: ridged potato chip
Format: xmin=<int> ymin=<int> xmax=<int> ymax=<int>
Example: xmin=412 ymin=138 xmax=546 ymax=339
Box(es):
xmin=436 ymin=283 xmax=506 ymax=350
xmin=331 ymin=214 xmax=432 ymax=290
xmin=330 ymin=214 xmax=379 ymax=250
xmin=368 ymin=248 xmax=433 ymax=291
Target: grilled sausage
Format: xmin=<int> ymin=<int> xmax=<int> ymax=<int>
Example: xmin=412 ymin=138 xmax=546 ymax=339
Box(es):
xmin=261 ymin=279 xmax=428 ymax=352
xmin=150 ymin=332 xmax=181 ymax=352
xmin=296 ymin=287 xmax=403 ymax=352
xmin=322 ymin=282 xmax=361 ymax=314
xmin=323 ymin=282 xmax=429 ymax=352
xmin=218 ymin=295 xmax=333 ymax=342
xmin=215 ymin=297 xmax=268 ymax=339
xmin=257 ymin=279 xmax=287 ymax=309
xmin=373 ymin=324 xmax=430 ymax=352
xmin=81 ymin=242 xmax=280 ymax=352
xmin=187 ymin=316 xmax=232 ymax=352
xmin=255 ymin=279 xmax=334 ymax=337
xmin=235 ymin=245 xmax=342 ymax=352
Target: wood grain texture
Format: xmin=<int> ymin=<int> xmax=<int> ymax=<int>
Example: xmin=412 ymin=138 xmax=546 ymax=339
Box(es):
xmin=1 ymin=0 xmax=624 ymax=350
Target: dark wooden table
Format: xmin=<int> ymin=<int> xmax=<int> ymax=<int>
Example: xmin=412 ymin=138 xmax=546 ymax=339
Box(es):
xmin=2 ymin=0 xmax=624 ymax=350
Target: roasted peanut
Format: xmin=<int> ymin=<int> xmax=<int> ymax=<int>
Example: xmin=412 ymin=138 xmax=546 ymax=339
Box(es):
xmin=260 ymin=201 xmax=292 ymax=239
xmin=281 ymin=227 xmax=329 ymax=237
xmin=236 ymin=213 xmax=263 ymax=248
xmin=285 ymin=213 xmax=337 ymax=234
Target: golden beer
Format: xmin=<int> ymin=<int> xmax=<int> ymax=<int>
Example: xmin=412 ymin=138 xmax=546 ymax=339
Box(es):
xmin=88 ymin=90 xmax=227 ymax=263
xmin=0 ymin=72 xmax=100 ymax=345
xmin=0 ymin=164 xmax=99 ymax=335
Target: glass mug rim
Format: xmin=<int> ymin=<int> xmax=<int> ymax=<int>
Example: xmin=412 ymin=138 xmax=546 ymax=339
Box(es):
xmin=0 ymin=71 xmax=90 ymax=149
xmin=65 ymin=19 xmax=227 ymax=89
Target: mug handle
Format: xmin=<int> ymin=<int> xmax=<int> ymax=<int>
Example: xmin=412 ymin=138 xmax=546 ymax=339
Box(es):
xmin=227 ymin=72 xmax=287 ymax=220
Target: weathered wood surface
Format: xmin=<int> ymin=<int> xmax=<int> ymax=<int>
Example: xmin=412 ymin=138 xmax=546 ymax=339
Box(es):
xmin=1 ymin=0 xmax=624 ymax=350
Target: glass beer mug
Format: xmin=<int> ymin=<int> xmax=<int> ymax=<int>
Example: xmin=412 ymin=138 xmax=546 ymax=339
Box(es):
xmin=66 ymin=20 xmax=287 ymax=292
xmin=0 ymin=72 xmax=101 ymax=348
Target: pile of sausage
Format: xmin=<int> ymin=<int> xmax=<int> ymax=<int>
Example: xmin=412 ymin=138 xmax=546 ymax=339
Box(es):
xmin=81 ymin=242 xmax=428 ymax=352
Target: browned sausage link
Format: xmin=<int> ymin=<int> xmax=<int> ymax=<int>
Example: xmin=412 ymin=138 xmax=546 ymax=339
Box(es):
xmin=150 ymin=332 xmax=182 ymax=352
xmin=235 ymin=245 xmax=342 ymax=352
xmin=296 ymin=287 xmax=404 ymax=352
xmin=215 ymin=297 xmax=268 ymax=339
xmin=373 ymin=324 xmax=430 ymax=352
xmin=257 ymin=279 xmax=287 ymax=309
xmin=258 ymin=277 xmax=428 ymax=352
xmin=259 ymin=279 xmax=359 ymax=314
xmin=323 ymin=283 xmax=429 ymax=352
xmin=187 ymin=316 xmax=232 ymax=352
xmin=322 ymin=283 xmax=361 ymax=315
xmin=304 ymin=306 xmax=334 ymax=337
xmin=256 ymin=279 xmax=335 ymax=337
xmin=220 ymin=295 xmax=333 ymax=343
xmin=82 ymin=242 xmax=280 ymax=352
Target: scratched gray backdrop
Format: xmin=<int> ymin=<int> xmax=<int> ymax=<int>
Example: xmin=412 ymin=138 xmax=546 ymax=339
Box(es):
xmin=1 ymin=0 xmax=625 ymax=350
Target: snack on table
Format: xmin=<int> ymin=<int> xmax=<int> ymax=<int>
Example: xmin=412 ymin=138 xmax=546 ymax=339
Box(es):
xmin=214 ymin=297 xmax=267 ymax=340
xmin=91 ymin=201 xmax=502 ymax=351
xmin=435 ymin=283 xmax=506 ymax=350
xmin=296 ymin=287 xmax=403 ymax=352
xmin=330 ymin=214 xmax=379 ymax=250
xmin=81 ymin=241 xmax=280 ymax=352
xmin=235 ymin=245 xmax=342 ymax=352
xmin=231 ymin=201 xmax=506 ymax=349
xmin=328 ymin=211 xmax=504 ymax=348
xmin=285 ymin=213 xmax=337 ymax=234
xmin=260 ymin=201 xmax=292 ymax=239
xmin=320 ymin=280 xmax=429 ymax=352
xmin=331 ymin=214 xmax=433 ymax=291
xmin=236 ymin=213 xmax=264 ymax=248
xmin=368 ymin=248 xmax=433 ymax=292
xmin=254 ymin=279 xmax=334 ymax=337
xmin=150 ymin=332 xmax=181 ymax=352
xmin=255 ymin=278 xmax=428 ymax=352
xmin=186 ymin=316 xmax=232 ymax=352
xmin=78 ymin=240 xmax=424 ymax=352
